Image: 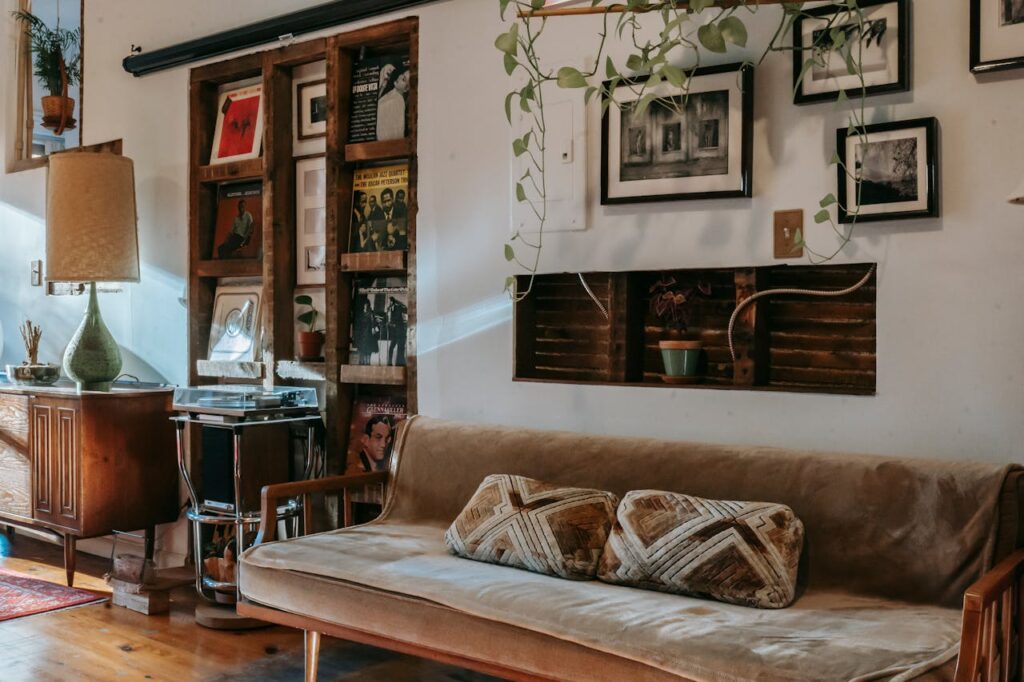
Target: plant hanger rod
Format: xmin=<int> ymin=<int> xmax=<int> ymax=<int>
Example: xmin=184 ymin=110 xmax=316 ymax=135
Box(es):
xmin=518 ymin=0 xmax=789 ymax=19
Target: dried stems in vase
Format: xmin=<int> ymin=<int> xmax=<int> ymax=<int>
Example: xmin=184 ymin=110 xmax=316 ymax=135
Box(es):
xmin=20 ymin=320 xmax=42 ymax=365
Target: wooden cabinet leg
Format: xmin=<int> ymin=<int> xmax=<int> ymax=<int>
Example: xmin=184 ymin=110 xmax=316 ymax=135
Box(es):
xmin=304 ymin=630 xmax=321 ymax=682
xmin=64 ymin=534 xmax=76 ymax=587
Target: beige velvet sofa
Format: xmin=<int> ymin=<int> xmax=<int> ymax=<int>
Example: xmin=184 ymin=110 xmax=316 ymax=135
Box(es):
xmin=238 ymin=417 xmax=1024 ymax=682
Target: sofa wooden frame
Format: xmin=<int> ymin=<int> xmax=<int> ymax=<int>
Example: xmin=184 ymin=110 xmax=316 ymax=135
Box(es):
xmin=239 ymin=474 xmax=1024 ymax=682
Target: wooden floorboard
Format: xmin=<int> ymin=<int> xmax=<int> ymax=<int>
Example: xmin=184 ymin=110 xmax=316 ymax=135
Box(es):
xmin=0 ymin=531 xmax=499 ymax=681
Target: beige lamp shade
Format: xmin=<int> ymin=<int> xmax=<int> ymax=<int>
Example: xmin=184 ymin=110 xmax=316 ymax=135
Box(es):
xmin=1010 ymin=176 xmax=1024 ymax=205
xmin=46 ymin=152 xmax=140 ymax=283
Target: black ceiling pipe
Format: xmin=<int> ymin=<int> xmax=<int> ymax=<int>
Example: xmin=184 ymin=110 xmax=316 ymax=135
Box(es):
xmin=122 ymin=0 xmax=434 ymax=77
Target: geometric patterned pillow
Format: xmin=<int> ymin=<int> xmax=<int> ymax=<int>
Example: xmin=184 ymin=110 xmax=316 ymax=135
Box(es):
xmin=597 ymin=490 xmax=804 ymax=608
xmin=445 ymin=474 xmax=620 ymax=581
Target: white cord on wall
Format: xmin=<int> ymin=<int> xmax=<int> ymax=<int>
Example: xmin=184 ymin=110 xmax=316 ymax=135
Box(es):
xmin=578 ymin=273 xmax=610 ymax=319
xmin=727 ymin=264 xmax=877 ymax=362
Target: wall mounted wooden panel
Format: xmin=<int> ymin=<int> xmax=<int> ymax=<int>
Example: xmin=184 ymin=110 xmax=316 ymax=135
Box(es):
xmin=514 ymin=264 xmax=877 ymax=396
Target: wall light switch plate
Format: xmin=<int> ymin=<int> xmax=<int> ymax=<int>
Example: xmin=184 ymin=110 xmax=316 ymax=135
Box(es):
xmin=30 ymin=260 xmax=42 ymax=286
xmin=774 ymin=210 xmax=804 ymax=259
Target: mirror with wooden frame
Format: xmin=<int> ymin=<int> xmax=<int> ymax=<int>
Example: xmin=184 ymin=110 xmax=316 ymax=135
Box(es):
xmin=10 ymin=0 xmax=83 ymax=172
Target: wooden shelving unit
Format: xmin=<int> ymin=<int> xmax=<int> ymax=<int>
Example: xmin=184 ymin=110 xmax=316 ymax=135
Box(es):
xmin=187 ymin=18 xmax=420 ymax=477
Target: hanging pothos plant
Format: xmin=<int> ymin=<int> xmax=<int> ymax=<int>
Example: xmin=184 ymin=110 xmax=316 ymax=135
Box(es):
xmin=496 ymin=0 xmax=871 ymax=301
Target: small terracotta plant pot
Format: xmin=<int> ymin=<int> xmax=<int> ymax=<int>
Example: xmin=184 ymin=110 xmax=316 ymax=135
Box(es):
xmin=41 ymin=96 xmax=77 ymax=130
xmin=658 ymin=340 xmax=702 ymax=384
xmin=297 ymin=331 xmax=325 ymax=361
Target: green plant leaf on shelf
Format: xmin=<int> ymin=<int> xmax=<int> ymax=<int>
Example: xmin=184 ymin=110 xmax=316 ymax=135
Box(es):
xmin=295 ymin=295 xmax=313 ymax=305
xmin=297 ymin=311 xmax=316 ymax=325
xmin=495 ymin=24 xmax=518 ymax=56
xmin=513 ymin=138 xmax=526 ymax=157
xmin=661 ymin=64 xmax=686 ymax=88
xmin=606 ymin=55 xmax=618 ymax=79
xmin=690 ymin=0 xmax=712 ymax=13
xmin=719 ymin=17 xmax=748 ymax=48
xmin=814 ymin=209 xmax=832 ymax=224
xmin=698 ymin=23 xmax=727 ymax=54
xmin=820 ymin=193 xmax=838 ymax=208
xmin=504 ymin=276 xmax=516 ymax=292
xmin=516 ymin=183 xmax=527 ymax=202
xmin=504 ymin=92 xmax=515 ymax=123
xmin=505 ymin=243 xmax=515 ymax=262
xmin=504 ymin=52 xmax=518 ymax=75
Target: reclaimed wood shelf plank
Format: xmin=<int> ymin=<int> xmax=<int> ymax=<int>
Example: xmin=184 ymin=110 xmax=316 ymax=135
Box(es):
xmin=343 ymin=138 xmax=412 ymax=163
xmin=340 ymin=251 xmax=407 ymax=274
xmin=277 ymin=361 xmax=328 ymax=382
xmin=194 ymin=260 xmax=262 ymax=278
xmin=196 ymin=159 xmax=264 ymax=184
xmin=338 ymin=365 xmax=406 ymax=386
xmin=195 ymin=360 xmax=264 ymax=380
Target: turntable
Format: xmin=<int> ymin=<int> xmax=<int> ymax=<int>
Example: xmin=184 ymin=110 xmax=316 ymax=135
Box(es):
xmin=172 ymin=384 xmax=318 ymax=421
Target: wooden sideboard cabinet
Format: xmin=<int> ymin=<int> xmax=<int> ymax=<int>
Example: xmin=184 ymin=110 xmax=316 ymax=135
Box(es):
xmin=0 ymin=384 xmax=179 ymax=586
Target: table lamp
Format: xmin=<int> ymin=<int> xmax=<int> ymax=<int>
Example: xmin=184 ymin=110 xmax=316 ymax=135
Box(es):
xmin=46 ymin=152 xmax=140 ymax=392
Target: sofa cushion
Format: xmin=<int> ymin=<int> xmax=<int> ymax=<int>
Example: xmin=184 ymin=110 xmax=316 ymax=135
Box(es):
xmin=598 ymin=490 xmax=804 ymax=609
xmin=240 ymin=521 xmax=963 ymax=682
xmin=445 ymin=474 xmax=618 ymax=580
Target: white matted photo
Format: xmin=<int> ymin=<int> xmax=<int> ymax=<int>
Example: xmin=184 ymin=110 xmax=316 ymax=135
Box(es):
xmin=972 ymin=0 xmax=1024 ymax=72
xmin=601 ymin=63 xmax=752 ymax=204
xmin=793 ymin=0 xmax=909 ymax=104
xmin=208 ymin=282 xmax=263 ymax=361
xmin=292 ymin=61 xmax=328 ymax=156
xmin=838 ymin=118 xmax=939 ymax=223
xmin=296 ymin=156 xmax=327 ymax=285
xmin=296 ymin=79 xmax=327 ymax=140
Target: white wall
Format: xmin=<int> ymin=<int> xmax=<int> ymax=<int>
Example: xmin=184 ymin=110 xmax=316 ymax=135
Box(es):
xmin=2 ymin=0 xmax=1022 ymax=494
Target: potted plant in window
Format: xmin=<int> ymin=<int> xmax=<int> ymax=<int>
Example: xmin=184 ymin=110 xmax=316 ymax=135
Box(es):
xmin=12 ymin=9 xmax=81 ymax=134
xmin=649 ymin=276 xmax=711 ymax=384
xmin=295 ymin=294 xmax=325 ymax=361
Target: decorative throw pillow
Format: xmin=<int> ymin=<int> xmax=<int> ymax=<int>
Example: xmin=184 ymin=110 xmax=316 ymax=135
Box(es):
xmin=445 ymin=474 xmax=619 ymax=580
xmin=598 ymin=490 xmax=804 ymax=609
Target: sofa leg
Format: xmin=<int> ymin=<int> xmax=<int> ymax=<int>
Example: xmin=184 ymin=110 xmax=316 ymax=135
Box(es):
xmin=304 ymin=630 xmax=321 ymax=682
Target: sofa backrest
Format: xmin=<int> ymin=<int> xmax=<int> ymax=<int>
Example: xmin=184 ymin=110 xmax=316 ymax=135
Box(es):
xmin=386 ymin=417 xmax=1020 ymax=608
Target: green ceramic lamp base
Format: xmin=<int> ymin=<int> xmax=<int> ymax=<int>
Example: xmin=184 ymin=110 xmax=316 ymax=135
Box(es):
xmin=62 ymin=282 xmax=123 ymax=393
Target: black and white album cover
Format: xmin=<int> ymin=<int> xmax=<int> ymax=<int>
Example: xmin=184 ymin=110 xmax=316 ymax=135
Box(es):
xmin=349 ymin=276 xmax=408 ymax=367
xmin=349 ymin=54 xmax=411 ymax=143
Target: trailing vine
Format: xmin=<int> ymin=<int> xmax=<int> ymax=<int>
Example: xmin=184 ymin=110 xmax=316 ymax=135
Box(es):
xmin=496 ymin=0 xmax=873 ymax=300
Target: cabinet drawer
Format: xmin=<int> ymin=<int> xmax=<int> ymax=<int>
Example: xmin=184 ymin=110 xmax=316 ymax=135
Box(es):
xmin=0 ymin=394 xmax=30 ymax=518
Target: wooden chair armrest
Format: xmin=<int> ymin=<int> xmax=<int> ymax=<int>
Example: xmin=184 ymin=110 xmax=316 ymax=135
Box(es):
xmin=955 ymin=550 xmax=1024 ymax=682
xmin=254 ymin=472 xmax=388 ymax=545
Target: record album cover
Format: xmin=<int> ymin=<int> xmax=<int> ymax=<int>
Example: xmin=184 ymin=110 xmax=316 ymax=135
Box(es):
xmin=346 ymin=395 xmax=407 ymax=474
xmin=349 ymin=164 xmax=409 ymax=253
xmin=208 ymin=283 xmax=262 ymax=362
xmin=348 ymin=54 xmax=411 ymax=144
xmin=349 ymin=276 xmax=408 ymax=367
xmin=212 ymin=182 xmax=263 ymax=260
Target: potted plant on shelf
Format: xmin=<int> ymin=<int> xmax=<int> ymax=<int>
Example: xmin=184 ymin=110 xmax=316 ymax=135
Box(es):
xmin=12 ymin=9 xmax=81 ymax=134
xmin=649 ymin=276 xmax=711 ymax=384
xmin=295 ymin=294 xmax=325 ymax=361
xmin=5 ymin=320 xmax=60 ymax=385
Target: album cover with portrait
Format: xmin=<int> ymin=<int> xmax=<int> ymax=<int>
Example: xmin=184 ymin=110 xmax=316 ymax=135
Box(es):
xmin=349 ymin=164 xmax=409 ymax=253
xmin=346 ymin=396 xmax=408 ymax=474
xmin=212 ymin=182 xmax=262 ymax=260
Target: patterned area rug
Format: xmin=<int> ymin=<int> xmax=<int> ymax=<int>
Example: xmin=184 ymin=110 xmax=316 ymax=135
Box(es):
xmin=209 ymin=638 xmax=502 ymax=681
xmin=0 ymin=567 xmax=106 ymax=622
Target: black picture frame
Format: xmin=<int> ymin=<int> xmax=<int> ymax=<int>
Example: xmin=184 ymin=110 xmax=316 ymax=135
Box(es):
xmin=836 ymin=117 xmax=939 ymax=224
xmin=600 ymin=62 xmax=753 ymax=205
xmin=970 ymin=0 xmax=1024 ymax=73
xmin=792 ymin=0 xmax=910 ymax=105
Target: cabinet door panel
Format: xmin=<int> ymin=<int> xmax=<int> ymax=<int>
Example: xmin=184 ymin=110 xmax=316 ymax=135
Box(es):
xmin=0 ymin=395 xmax=30 ymax=518
xmin=56 ymin=407 xmax=79 ymax=523
xmin=31 ymin=402 xmax=53 ymax=517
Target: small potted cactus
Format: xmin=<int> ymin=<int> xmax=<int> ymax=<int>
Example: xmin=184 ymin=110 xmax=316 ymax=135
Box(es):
xmin=649 ymin=276 xmax=711 ymax=384
xmin=5 ymin=320 xmax=60 ymax=385
xmin=295 ymin=294 xmax=325 ymax=361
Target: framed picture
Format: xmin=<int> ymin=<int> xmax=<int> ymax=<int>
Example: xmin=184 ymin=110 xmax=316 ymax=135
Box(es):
xmin=837 ymin=117 xmax=939 ymax=223
xmin=210 ymin=83 xmax=265 ymax=165
xmin=971 ymin=0 xmax=1024 ymax=73
xmin=296 ymin=156 xmax=326 ymax=285
xmin=296 ymin=79 xmax=327 ymax=140
xmin=793 ymin=0 xmax=910 ymax=105
xmin=601 ymin=62 xmax=753 ymax=204
xmin=211 ymin=182 xmax=262 ymax=260
xmin=208 ymin=283 xmax=263 ymax=361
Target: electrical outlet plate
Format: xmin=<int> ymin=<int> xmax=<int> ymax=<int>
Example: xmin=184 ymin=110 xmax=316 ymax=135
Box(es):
xmin=774 ymin=210 xmax=804 ymax=259
xmin=30 ymin=260 xmax=42 ymax=286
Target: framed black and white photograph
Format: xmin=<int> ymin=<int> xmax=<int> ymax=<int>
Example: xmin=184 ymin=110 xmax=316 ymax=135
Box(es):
xmin=601 ymin=62 xmax=753 ymax=204
xmin=837 ymin=118 xmax=938 ymax=223
xmin=296 ymin=156 xmax=327 ymax=285
xmin=297 ymin=79 xmax=327 ymax=140
xmin=793 ymin=0 xmax=909 ymax=105
xmin=971 ymin=0 xmax=1024 ymax=73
